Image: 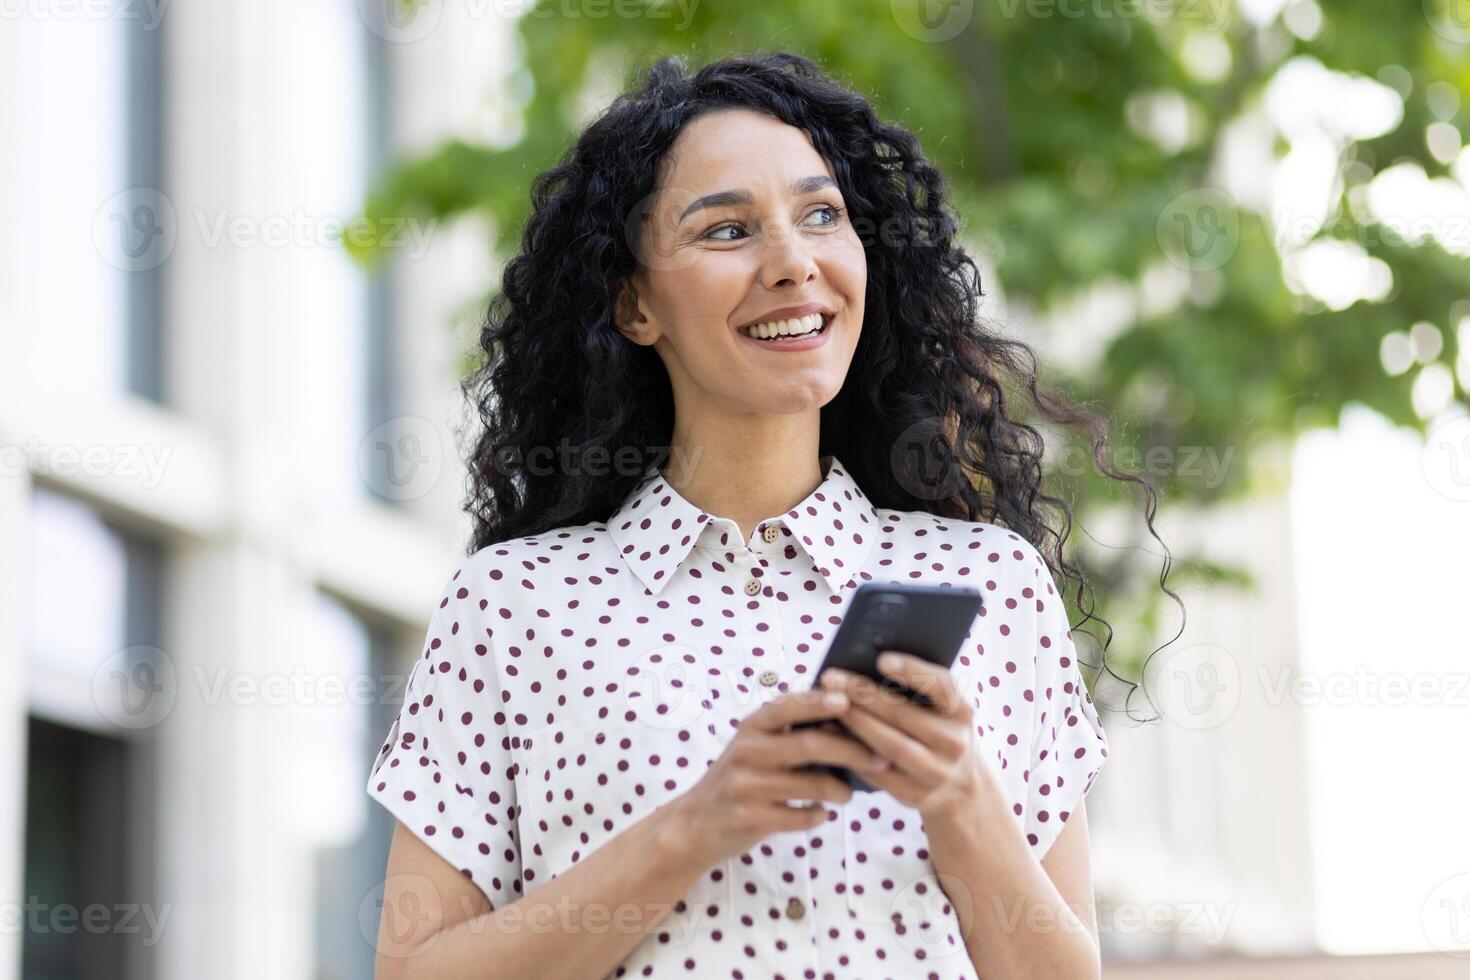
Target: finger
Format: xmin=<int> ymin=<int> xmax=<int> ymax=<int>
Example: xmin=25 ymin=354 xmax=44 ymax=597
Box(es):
xmin=820 ymin=668 xmax=964 ymax=753
xmin=873 ymin=651 xmax=968 ymax=717
xmin=753 ymin=770 xmax=854 ymax=806
xmin=741 ymin=688 xmax=849 ymax=733
xmin=765 ymin=801 xmax=832 ymax=833
xmin=836 ymin=705 xmax=944 ymax=781
xmin=767 ymin=726 xmax=891 ymax=773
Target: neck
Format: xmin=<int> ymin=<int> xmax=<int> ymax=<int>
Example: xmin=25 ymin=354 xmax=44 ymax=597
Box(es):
xmin=662 ymin=410 xmax=825 ymax=545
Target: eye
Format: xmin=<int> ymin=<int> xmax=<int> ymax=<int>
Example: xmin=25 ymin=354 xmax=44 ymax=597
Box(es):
xmin=700 ymin=204 xmax=845 ymax=243
xmin=806 ymin=204 xmax=846 ymax=227
xmin=703 ymin=223 xmax=747 ymax=242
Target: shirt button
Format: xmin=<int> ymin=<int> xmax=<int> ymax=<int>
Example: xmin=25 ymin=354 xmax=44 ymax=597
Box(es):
xmin=744 ymin=578 xmax=761 ymax=596
xmin=759 ymin=670 xmax=779 ymax=687
xmin=762 ymin=525 xmax=781 ymax=543
xmin=785 ymin=897 xmax=806 ymax=920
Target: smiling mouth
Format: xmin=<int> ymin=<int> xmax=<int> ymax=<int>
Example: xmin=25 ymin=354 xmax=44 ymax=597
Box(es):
xmin=740 ymin=312 xmax=832 ymax=342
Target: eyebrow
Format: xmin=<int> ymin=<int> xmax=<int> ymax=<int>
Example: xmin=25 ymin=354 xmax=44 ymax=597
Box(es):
xmin=677 ymin=175 xmax=838 ymax=224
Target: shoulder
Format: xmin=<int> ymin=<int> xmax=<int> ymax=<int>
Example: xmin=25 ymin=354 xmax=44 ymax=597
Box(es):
xmin=448 ymin=519 xmax=619 ymax=584
xmin=877 ymin=508 xmax=1052 ymax=580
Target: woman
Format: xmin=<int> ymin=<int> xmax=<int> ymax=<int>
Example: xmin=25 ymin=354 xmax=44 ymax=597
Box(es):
xmin=367 ymin=51 xmax=1156 ymax=980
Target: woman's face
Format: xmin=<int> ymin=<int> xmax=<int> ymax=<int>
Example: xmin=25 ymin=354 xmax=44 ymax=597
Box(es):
xmin=617 ymin=108 xmax=867 ymax=424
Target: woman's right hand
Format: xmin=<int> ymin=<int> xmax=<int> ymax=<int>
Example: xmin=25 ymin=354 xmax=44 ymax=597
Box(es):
xmin=660 ymin=689 xmax=893 ymax=867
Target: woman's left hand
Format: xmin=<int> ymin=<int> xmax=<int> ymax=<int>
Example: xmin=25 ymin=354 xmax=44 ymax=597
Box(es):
xmin=817 ymin=651 xmax=998 ymax=822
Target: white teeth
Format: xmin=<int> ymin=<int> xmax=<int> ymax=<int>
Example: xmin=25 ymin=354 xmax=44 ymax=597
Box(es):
xmin=744 ymin=312 xmax=826 ymax=339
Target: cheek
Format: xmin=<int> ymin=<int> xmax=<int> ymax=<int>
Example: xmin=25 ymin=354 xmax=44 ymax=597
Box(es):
xmin=823 ymin=236 xmax=867 ymax=303
xmin=657 ymin=260 xmax=748 ymax=329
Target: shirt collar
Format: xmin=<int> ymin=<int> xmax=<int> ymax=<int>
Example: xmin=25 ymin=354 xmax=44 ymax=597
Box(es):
xmin=607 ymin=455 xmax=878 ymax=597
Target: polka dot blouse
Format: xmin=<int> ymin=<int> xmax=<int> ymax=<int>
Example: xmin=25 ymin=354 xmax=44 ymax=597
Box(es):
xmin=367 ymin=454 xmax=1109 ymax=979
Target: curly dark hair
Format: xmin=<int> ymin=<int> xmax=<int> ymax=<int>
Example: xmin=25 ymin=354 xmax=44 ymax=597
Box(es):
xmin=464 ymin=50 xmax=1174 ymax=716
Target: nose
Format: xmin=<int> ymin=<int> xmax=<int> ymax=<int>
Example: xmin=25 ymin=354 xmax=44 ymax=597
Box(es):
xmin=760 ymin=223 xmax=820 ymax=289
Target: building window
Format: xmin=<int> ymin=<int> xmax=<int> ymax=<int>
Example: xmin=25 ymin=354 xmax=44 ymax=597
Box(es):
xmin=121 ymin=11 xmax=167 ymax=402
xmin=22 ymin=489 xmax=163 ymax=980
xmin=298 ymin=592 xmax=399 ymax=979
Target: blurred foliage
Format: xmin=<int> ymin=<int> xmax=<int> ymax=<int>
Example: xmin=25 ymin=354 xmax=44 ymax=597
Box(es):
xmin=352 ymin=0 xmax=1470 ymax=681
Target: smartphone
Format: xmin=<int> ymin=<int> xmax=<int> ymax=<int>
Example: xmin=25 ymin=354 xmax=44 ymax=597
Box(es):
xmin=793 ymin=582 xmax=983 ymax=792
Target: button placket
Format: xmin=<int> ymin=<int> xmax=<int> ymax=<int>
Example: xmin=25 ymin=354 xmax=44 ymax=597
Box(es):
xmin=729 ymin=540 xmax=815 ymax=936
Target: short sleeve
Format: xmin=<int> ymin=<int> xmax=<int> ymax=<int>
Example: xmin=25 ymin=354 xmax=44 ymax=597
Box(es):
xmin=366 ymin=563 xmax=523 ymax=909
xmin=1024 ymin=560 xmax=1109 ymax=860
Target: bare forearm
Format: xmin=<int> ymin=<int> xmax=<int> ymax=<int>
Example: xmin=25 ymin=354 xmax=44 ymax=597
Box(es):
xmin=925 ymin=785 xmax=1101 ymax=980
xmin=396 ymin=802 xmax=712 ymax=980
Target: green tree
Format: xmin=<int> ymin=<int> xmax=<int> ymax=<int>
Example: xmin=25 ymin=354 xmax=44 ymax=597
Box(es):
xmin=351 ymin=0 xmax=1470 ymax=682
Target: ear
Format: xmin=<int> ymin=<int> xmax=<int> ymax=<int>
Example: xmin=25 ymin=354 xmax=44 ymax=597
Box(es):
xmin=613 ymin=276 xmax=659 ymax=347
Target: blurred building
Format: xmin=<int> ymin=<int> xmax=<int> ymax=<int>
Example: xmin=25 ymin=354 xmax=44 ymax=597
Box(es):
xmin=0 ymin=4 xmax=502 ymax=977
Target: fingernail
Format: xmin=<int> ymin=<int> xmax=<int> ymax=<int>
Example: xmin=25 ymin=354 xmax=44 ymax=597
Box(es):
xmin=878 ymin=653 xmax=901 ymax=670
xmin=864 ymin=757 xmax=890 ymax=772
xmin=823 ymin=691 xmax=847 ymax=707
